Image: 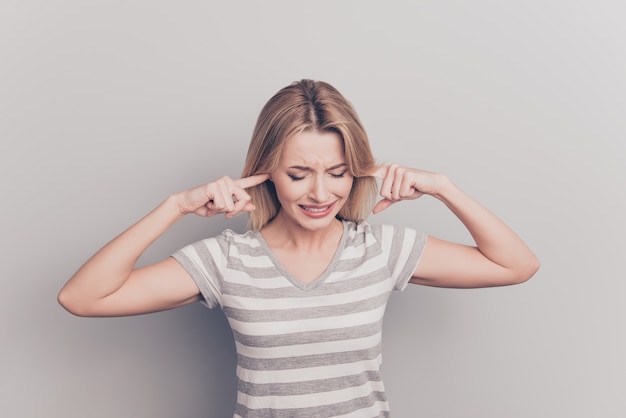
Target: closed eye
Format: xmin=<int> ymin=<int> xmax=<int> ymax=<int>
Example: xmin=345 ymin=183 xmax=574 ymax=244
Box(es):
xmin=288 ymin=173 xmax=305 ymax=181
xmin=330 ymin=170 xmax=348 ymax=178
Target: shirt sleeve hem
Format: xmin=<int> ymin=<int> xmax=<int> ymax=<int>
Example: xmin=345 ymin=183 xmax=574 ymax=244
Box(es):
xmin=395 ymin=233 xmax=428 ymax=292
xmin=170 ymin=252 xmax=219 ymax=309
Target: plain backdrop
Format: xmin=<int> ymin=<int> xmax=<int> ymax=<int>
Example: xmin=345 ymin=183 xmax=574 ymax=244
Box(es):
xmin=1 ymin=1 xmax=625 ymax=417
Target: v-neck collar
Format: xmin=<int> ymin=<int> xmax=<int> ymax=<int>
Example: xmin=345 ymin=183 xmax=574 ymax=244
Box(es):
xmin=253 ymin=220 xmax=349 ymax=291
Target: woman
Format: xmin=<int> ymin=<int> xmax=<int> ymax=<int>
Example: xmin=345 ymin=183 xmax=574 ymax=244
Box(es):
xmin=58 ymin=79 xmax=539 ymax=417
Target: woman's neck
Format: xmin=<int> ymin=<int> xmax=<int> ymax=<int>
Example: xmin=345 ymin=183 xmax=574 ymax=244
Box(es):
xmin=260 ymin=212 xmax=344 ymax=252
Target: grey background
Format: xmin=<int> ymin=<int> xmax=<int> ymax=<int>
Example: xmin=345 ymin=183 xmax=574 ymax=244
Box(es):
xmin=1 ymin=1 xmax=624 ymax=417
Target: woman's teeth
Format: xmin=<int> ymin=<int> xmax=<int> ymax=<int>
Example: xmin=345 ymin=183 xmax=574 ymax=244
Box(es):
xmin=302 ymin=205 xmax=329 ymax=213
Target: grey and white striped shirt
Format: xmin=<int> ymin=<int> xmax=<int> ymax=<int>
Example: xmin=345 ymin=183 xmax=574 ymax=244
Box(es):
xmin=172 ymin=221 xmax=426 ymax=417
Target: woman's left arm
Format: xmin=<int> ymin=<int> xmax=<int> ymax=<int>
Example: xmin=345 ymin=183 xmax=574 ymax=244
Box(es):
xmin=372 ymin=165 xmax=540 ymax=288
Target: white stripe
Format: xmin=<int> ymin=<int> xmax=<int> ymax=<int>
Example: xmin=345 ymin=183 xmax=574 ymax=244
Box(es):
xmin=228 ymin=304 xmax=386 ymax=336
xmin=223 ymin=269 xmax=292 ymax=289
xmin=333 ymin=400 xmax=390 ymax=417
xmin=340 ymin=241 xmax=370 ymax=259
xmin=237 ymin=355 xmax=383 ymax=384
xmin=237 ymin=379 xmax=387 ymax=409
xmin=231 ymin=233 xmax=262 ymax=247
xmin=222 ymin=279 xmax=393 ymax=310
xmin=235 ymin=332 xmax=382 ymax=359
xmin=325 ymin=255 xmax=387 ymax=283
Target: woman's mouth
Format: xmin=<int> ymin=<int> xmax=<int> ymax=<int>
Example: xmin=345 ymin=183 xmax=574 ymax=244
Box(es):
xmin=298 ymin=202 xmax=336 ymax=218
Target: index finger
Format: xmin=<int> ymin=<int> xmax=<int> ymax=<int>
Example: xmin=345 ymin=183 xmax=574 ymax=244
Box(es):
xmin=235 ymin=173 xmax=270 ymax=189
xmin=369 ymin=165 xmax=388 ymax=179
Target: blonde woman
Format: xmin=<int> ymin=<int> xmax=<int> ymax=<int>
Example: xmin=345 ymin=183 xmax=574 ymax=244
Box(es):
xmin=58 ymin=79 xmax=539 ymax=417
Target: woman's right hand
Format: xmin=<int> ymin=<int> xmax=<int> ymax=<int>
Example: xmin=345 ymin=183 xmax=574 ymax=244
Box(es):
xmin=175 ymin=174 xmax=270 ymax=218
xmin=58 ymin=172 xmax=270 ymax=317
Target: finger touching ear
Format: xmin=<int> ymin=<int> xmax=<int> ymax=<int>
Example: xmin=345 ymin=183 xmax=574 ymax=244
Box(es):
xmin=237 ymin=173 xmax=270 ymax=189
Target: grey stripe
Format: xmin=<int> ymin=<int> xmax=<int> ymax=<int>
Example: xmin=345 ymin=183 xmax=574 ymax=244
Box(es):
xmin=387 ymin=225 xmax=404 ymax=275
xmin=223 ymin=292 xmax=390 ymax=323
xmin=232 ymin=321 xmax=382 ymax=348
xmin=193 ymin=240 xmax=225 ymax=292
xmin=369 ymin=223 xmax=383 ymax=241
xmin=221 ymin=266 xmax=390 ymax=299
xmin=225 ymin=240 xmax=267 ymax=257
xmin=234 ymin=391 xmax=390 ymax=418
xmin=237 ymin=344 xmax=381 ymax=371
xmin=238 ymin=370 xmax=383 ymax=396
xmin=225 ymin=260 xmax=283 ymax=279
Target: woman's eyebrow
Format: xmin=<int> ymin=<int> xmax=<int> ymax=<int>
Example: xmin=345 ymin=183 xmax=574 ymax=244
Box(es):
xmin=288 ymin=163 xmax=348 ymax=171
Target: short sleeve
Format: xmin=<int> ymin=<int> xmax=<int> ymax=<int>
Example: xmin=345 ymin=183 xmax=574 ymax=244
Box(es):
xmin=171 ymin=233 xmax=230 ymax=309
xmin=372 ymin=224 xmax=428 ymax=291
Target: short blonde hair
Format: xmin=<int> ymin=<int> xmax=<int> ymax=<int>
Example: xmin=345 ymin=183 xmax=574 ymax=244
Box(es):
xmin=242 ymin=79 xmax=377 ymax=230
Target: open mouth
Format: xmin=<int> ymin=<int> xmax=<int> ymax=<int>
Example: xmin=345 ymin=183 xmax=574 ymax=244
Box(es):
xmin=299 ymin=202 xmax=336 ymax=217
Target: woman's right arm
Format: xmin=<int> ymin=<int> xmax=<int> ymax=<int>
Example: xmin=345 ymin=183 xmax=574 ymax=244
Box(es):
xmin=57 ymin=174 xmax=269 ymax=317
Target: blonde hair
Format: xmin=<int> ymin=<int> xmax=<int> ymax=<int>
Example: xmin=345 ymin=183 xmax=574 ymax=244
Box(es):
xmin=242 ymin=79 xmax=377 ymax=230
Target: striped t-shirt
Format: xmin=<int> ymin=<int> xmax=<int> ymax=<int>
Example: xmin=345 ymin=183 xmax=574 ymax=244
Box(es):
xmin=172 ymin=220 xmax=427 ymax=417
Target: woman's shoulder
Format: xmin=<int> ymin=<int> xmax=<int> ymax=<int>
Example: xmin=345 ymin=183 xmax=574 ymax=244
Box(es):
xmin=212 ymin=228 xmax=263 ymax=247
xmin=218 ymin=228 xmax=256 ymax=239
xmin=179 ymin=228 xmax=261 ymax=253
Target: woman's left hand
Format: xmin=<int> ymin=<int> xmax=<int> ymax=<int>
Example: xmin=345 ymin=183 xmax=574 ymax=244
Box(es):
xmin=370 ymin=165 xmax=447 ymax=214
xmin=371 ymin=164 xmax=540 ymax=288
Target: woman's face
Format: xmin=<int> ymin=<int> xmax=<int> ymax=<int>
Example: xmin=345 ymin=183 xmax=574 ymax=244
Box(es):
xmin=270 ymin=130 xmax=354 ymax=231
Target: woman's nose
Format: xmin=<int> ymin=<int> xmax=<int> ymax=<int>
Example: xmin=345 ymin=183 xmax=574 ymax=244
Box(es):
xmin=308 ymin=176 xmax=330 ymax=202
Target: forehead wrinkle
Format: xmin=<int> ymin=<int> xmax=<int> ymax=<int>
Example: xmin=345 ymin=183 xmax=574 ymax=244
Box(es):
xmin=282 ymin=147 xmax=344 ymax=169
xmin=279 ymin=129 xmax=347 ymax=171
